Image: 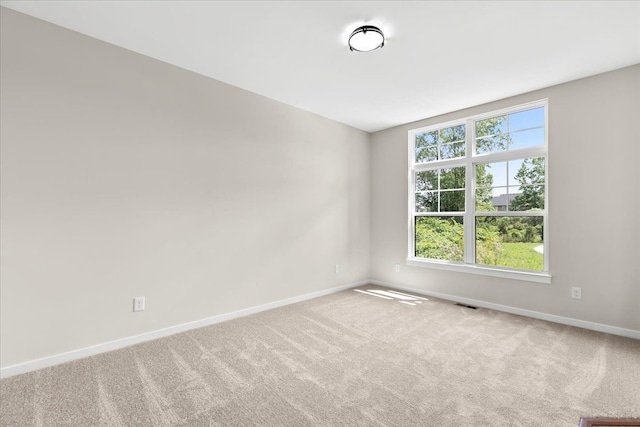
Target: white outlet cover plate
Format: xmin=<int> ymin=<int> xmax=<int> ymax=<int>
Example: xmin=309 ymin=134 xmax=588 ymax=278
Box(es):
xmin=134 ymin=297 xmax=145 ymax=312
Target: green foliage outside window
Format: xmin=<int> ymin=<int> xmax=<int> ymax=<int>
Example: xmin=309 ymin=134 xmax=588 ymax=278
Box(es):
xmin=415 ymin=217 xmax=463 ymax=262
xmin=510 ymin=157 xmax=545 ymax=211
xmin=476 ymin=217 xmax=543 ymax=270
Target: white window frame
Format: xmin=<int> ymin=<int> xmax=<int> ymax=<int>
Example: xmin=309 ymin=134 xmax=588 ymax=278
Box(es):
xmin=407 ymin=99 xmax=551 ymax=284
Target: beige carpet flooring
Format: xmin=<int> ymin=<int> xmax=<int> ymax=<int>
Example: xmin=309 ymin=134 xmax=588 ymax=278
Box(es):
xmin=1 ymin=285 xmax=639 ymax=426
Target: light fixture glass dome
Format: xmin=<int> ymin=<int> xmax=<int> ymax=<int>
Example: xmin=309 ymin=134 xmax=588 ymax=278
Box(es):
xmin=348 ymin=25 xmax=384 ymax=52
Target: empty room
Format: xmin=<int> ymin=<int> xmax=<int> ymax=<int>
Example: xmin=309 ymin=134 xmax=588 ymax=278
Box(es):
xmin=1 ymin=1 xmax=639 ymax=426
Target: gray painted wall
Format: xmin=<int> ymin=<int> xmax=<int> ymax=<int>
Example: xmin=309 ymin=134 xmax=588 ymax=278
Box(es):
xmin=370 ymin=65 xmax=640 ymax=332
xmin=0 ymin=9 xmax=370 ymax=367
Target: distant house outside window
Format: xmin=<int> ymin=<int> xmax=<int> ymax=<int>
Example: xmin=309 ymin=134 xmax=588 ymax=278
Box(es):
xmin=491 ymin=194 xmax=518 ymax=211
xmin=407 ymin=100 xmax=550 ymax=283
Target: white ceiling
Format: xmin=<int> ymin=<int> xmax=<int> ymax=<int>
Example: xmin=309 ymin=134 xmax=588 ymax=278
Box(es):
xmin=2 ymin=1 xmax=639 ymax=132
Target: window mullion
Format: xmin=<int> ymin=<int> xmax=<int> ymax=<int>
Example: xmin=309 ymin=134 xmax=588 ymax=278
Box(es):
xmin=464 ymin=118 xmax=475 ymax=265
xmin=414 ymin=158 xmax=466 ymax=171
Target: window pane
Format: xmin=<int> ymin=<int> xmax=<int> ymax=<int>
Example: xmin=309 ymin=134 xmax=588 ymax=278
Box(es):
xmin=475 ymin=106 xmax=545 ymax=154
xmin=416 ymin=131 xmax=438 ymax=148
xmin=509 ymin=157 xmax=545 ymax=185
xmin=476 ymin=188 xmax=498 ymax=211
xmin=508 ymin=107 xmax=544 ymax=133
xmin=475 ymin=158 xmax=545 ymax=212
xmin=507 ymin=157 xmax=545 ymax=211
xmin=476 ymin=115 xmax=506 ymax=138
xmin=509 ymin=186 xmax=545 ymax=211
xmin=477 ymin=161 xmax=505 ymax=187
xmin=509 ymin=127 xmax=544 ymax=150
xmin=416 ymin=146 xmax=438 ymax=163
xmin=440 ymin=190 xmax=465 ymax=212
xmin=415 ymin=216 xmax=464 ymax=261
xmin=416 ymin=170 xmax=437 ymax=191
xmin=440 ymin=125 xmax=465 ymax=143
xmin=440 ymin=167 xmax=465 ymax=190
xmin=476 ymin=134 xmax=508 ymax=154
xmin=416 ymin=192 xmax=438 ymax=212
xmin=475 ymin=116 xmax=508 ymax=154
xmin=475 ymin=216 xmax=544 ymax=271
xmin=507 ymin=159 xmax=523 ymax=186
xmin=476 ymin=162 xmax=499 ymax=189
xmin=440 ymin=141 xmax=465 ymax=159
xmin=508 ymin=157 xmax=545 ymax=186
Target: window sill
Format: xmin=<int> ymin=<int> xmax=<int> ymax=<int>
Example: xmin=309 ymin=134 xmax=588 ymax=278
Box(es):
xmin=406 ymin=258 xmax=552 ymax=284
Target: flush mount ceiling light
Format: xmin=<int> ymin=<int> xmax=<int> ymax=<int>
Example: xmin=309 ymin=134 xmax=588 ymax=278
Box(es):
xmin=348 ymin=25 xmax=384 ymax=52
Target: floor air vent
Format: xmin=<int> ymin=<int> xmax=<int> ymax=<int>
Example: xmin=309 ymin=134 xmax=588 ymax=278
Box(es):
xmin=455 ymin=303 xmax=478 ymax=309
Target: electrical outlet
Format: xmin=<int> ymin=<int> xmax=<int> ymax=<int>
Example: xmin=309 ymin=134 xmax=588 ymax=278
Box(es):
xmin=571 ymin=287 xmax=582 ymax=300
xmin=133 ymin=296 xmax=145 ymax=312
xmin=335 ymin=264 xmax=340 ymax=273
xmin=394 ymin=264 xmax=400 ymax=273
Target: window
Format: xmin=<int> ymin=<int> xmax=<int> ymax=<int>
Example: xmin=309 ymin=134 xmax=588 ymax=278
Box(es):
xmin=408 ymin=100 xmax=549 ymax=283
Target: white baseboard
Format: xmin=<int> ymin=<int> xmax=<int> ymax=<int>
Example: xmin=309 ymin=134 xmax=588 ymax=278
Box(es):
xmin=5 ymin=278 xmax=636 ymax=379
xmin=0 ymin=281 xmax=367 ymax=379
xmin=368 ymin=280 xmax=640 ymax=340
